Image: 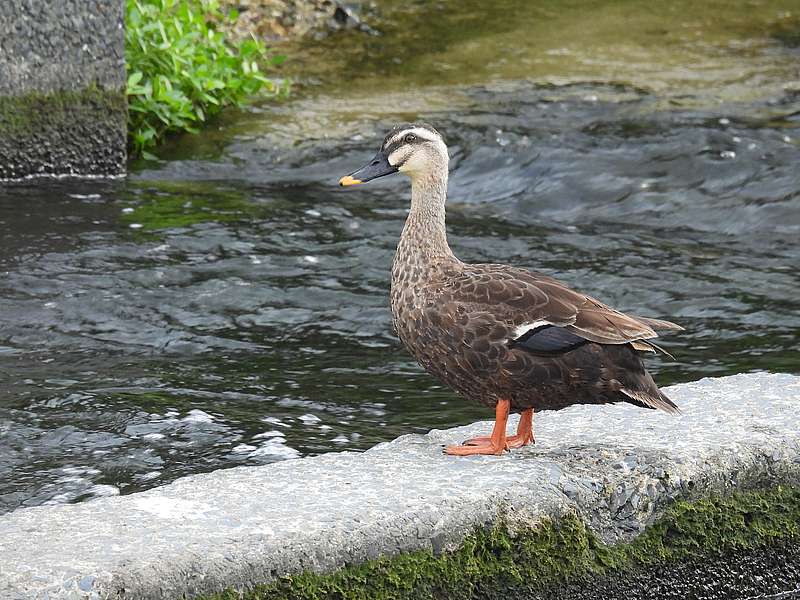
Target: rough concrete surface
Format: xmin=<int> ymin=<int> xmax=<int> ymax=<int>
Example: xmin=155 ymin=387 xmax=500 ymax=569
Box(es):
xmin=0 ymin=1 xmax=125 ymax=96
xmin=0 ymin=372 xmax=798 ymax=599
xmin=0 ymin=1 xmax=126 ymax=179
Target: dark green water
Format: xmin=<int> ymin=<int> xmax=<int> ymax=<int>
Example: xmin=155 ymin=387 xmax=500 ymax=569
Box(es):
xmin=0 ymin=1 xmax=798 ymax=514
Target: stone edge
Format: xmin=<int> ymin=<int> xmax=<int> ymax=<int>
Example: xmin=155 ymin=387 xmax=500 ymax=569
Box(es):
xmin=200 ymin=485 xmax=800 ymax=600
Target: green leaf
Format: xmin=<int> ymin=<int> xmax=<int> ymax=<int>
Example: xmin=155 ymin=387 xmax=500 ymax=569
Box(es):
xmin=127 ymin=71 xmax=143 ymax=87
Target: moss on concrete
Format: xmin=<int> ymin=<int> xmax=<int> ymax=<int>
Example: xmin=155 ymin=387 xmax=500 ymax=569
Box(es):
xmin=205 ymin=485 xmax=800 ymax=599
xmin=0 ymin=86 xmax=124 ymax=136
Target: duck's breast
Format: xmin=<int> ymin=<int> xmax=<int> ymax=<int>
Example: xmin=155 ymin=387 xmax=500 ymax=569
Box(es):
xmin=395 ymin=294 xmax=515 ymax=404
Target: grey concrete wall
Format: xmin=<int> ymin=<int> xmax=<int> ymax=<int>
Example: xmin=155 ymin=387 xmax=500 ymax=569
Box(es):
xmin=0 ymin=372 xmax=798 ymax=599
xmin=0 ymin=1 xmax=126 ymax=179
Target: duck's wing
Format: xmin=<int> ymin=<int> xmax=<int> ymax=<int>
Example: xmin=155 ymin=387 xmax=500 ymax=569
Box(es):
xmin=438 ymin=264 xmax=681 ymax=348
xmin=629 ymin=315 xmax=684 ymax=332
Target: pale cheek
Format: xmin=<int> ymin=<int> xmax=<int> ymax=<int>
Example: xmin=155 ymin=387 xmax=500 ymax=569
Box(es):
xmin=389 ymin=148 xmax=410 ymax=168
xmin=400 ymin=154 xmax=426 ymax=173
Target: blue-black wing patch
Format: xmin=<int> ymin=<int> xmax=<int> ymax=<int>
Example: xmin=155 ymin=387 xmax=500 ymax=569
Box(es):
xmin=510 ymin=325 xmax=589 ymax=355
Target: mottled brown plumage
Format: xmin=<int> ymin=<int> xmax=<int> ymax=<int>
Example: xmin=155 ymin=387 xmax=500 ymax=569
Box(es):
xmin=340 ymin=122 xmax=682 ymax=455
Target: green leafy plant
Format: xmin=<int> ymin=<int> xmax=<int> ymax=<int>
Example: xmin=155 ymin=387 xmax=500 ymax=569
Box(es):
xmin=125 ymin=0 xmax=287 ymax=158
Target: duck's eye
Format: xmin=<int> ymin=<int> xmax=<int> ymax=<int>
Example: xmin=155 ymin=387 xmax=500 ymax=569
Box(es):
xmin=404 ymin=134 xmax=417 ymax=144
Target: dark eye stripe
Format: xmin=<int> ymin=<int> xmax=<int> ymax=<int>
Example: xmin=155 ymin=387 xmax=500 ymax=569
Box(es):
xmin=383 ymin=140 xmax=404 ymax=155
xmin=383 ymin=133 xmax=426 ymax=154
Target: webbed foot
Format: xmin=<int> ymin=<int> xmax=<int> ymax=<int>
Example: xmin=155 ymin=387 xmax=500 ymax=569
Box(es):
xmin=462 ymin=408 xmax=534 ymax=449
xmin=444 ymin=399 xmax=513 ymax=457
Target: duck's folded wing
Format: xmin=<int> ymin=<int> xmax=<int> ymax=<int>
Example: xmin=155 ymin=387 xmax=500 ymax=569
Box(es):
xmin=629 ymin=315 xmax=684 ymax=331
xmin=509 ymin=324 xmax=590 ymax=354
xmin=440 ymin=265 xmax=680 ymax=347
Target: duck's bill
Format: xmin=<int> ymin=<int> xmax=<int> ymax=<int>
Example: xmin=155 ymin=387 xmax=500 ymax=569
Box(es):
xmin=339 ymin=151 xmax=398 ymax=186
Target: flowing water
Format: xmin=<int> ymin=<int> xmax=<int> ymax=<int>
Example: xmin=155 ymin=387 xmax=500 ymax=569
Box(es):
xmin=0 ymin=0 xmax=799 ymax=514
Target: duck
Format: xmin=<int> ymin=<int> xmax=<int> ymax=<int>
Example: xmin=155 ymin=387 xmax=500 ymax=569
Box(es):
xmin=339 ymin=123 xmax=682 ymax=456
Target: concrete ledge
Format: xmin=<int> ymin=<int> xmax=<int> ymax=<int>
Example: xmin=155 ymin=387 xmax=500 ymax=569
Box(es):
xmin=1 ymin=372 xmax=798 ymax=599
xmin=0 ymin=88 xmax=126 ymax=180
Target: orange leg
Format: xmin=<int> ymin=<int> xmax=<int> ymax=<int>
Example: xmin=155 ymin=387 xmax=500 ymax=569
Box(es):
xmin=463 ymin=408 xmax=535 ymax=449
xmin=445 ymin=399 xmax=510 ymax=456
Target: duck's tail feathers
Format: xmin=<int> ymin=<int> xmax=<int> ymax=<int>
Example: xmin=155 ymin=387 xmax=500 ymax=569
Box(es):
xmin=633 ymin=316 xmax=684 ymax=332
xmin=621 ymin=387 xmax=681 ymax=415
xmin=630 ymin=339 xmax=675 ymax=360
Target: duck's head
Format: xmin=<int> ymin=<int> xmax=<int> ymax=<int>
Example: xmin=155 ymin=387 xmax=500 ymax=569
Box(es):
xmin=339 ymin=123 xmax=448 ymax=187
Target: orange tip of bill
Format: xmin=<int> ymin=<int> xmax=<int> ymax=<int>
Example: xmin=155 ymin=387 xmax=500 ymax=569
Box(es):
xmin=339 ymin=175 xmax=362 ymax=187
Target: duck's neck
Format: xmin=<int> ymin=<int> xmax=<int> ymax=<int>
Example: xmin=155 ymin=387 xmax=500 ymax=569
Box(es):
xmin=397 ymin=170 xmax=455 ymax=263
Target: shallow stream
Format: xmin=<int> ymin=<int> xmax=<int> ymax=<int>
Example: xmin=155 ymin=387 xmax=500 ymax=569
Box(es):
xmin=0 ymin=0 xmax=798 ymax=514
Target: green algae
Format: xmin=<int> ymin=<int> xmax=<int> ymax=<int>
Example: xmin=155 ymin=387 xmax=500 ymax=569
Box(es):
xmin=121 ymin=181 xmax=268 ymax=232
xmin=205 ymin=485 xmax=800 ymax=600
xmin=279 ymin=0 xmax=800 ymax=107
